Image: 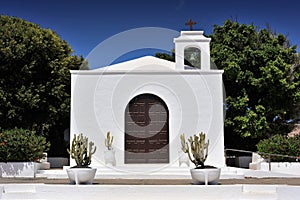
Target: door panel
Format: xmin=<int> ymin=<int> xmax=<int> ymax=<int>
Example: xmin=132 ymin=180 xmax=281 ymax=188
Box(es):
xmin=125 ymin=94 xmax=169 ymax=164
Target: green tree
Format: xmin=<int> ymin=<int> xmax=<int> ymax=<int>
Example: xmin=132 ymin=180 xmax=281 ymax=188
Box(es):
xmin=257 ymin=134 xmax=300 ymax=162
xmin=156 ymin=20 xmax=300 ymax=150
xmin=211 ymin=20 xmax=300 ymax=150
xmin=0 ymin=128 xmax=50 ymax=162
xmin=0 ymin=15 xmax=84 ymax=156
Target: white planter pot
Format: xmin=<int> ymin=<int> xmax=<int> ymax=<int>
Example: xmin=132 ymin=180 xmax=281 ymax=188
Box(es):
xmin=0 ymin=162 xmax=36 ymax=178
xmin=66 ymin=168 xmax=97 ymax=184
xmin=190 ymin=168 xmax=221 ymax=185
xmin=104 ymin=149 xmax=116 ymax=166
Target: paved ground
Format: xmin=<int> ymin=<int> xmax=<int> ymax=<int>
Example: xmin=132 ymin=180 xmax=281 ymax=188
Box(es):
xmin=1 ymin=177 xmax=300 ymax=185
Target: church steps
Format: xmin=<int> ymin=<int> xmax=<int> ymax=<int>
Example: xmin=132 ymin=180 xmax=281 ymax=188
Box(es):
xmin=2 ymin=184 xmax=299 ymax=200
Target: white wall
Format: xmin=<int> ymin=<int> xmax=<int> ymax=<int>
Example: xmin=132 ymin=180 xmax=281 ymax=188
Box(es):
xmin=70 ymin=69 xmax=225 ymax=168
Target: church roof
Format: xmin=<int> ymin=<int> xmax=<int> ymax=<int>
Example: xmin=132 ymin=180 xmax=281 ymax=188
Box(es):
xmin=70 ymin=55 xmax=223 ymax=75
xmin=92 ymin=56 xmax=176 ymax=71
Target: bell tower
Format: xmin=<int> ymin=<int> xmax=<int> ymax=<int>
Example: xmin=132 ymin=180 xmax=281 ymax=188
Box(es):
xmin=173 ymin=31 xmax=211 ymax=70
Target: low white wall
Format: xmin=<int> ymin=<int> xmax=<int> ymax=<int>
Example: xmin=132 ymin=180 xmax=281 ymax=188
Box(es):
xmin=260 ymin=162 xmax=300 ymax=175
xmin=0 ymin=162 xmax=36 ymax=178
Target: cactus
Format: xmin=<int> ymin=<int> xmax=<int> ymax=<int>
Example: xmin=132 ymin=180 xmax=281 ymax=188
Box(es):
xmin=67 ymin=133 xmax=96 ymax=168
xmin=180 ymin=132 xmax=209 ymax=169
xmin=104 ymin=131 xmax=114 ymax=150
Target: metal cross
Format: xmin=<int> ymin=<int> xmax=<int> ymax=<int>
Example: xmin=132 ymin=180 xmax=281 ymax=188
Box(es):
xmin=185 ymin=18 xmax=197 ymax=31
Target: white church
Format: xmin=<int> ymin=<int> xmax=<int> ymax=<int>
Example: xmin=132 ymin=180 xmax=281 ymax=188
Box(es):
xmin=70 ymin=30 xmax=225 ymax=169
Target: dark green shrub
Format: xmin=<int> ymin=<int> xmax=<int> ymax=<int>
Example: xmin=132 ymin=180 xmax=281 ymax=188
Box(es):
xmin=0 ymin=128 xmax=50 ymax=162
xmin=257 ymin=134 xmax=300 ymax=162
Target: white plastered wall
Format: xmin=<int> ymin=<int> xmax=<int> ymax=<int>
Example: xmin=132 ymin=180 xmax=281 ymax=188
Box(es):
xmin=70 ymin=68 xmax=225 ymax=168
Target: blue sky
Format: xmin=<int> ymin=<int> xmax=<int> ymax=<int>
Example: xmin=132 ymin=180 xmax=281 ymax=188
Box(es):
xmin=1 ymin=0 xmax=300 ymax=62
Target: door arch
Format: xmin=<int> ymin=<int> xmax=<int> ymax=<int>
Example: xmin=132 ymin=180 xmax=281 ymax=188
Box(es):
xmin=125 ymin=94 xmax=169 ymax=164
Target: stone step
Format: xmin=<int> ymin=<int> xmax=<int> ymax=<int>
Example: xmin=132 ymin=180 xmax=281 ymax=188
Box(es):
xmin=1 ymin=184 xmax=297 ymax=200
xmin=1 ymin=184 xmax=39 ymax=200
xmin=241 ymin=185 xmax=278 ymax=200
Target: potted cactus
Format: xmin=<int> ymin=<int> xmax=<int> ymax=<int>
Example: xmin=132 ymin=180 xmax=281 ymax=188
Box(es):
xmin=66 ymin=133 xmax=97 ymax=184
xmin=180 ymin=132 xmax=220 ymax=185
xmin=104 ymin=131 xmax=116 ymax=166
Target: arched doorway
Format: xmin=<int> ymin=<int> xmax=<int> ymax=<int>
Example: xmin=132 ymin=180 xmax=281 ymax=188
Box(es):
xmin=125 ymin=94 xmax=169 ymax=164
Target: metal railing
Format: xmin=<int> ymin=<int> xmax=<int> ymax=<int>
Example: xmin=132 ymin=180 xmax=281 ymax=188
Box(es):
xmin=224 ymin=148 xmax=300 ymax=171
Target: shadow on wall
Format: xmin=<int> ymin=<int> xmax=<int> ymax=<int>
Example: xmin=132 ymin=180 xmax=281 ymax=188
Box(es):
xmin=0 ymin=162 xmax=35 ymax=177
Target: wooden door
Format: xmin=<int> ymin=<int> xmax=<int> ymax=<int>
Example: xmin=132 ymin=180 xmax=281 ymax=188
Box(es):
xmin=125 ymin=94 xmax=169 ymax=164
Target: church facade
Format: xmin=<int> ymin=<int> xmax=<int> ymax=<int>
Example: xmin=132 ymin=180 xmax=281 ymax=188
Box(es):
xmin=70 ymin=31 xmax=225 ymax=168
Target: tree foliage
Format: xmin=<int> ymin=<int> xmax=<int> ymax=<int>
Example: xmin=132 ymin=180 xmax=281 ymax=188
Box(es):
xmin=210 ymin=20 xmax=300 ymax=145
xmin=257 ymin=134 xmax=300 ymax=162
xmin=156 ymin=20 xmax=300 ymax=150
xmin=0 ymin=15 xmax=83 ymax=155
xmin=0 ymin=128 xmax=50 ymax=162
